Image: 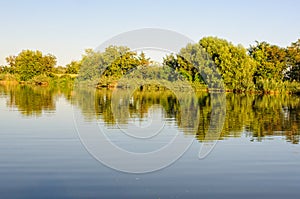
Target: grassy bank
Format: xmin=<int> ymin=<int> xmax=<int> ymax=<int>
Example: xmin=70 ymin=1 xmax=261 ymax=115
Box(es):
xmin=0 ymin=73 xmax=76 ymax=87
xmin=1 ymin=72 xmax=300 ymax=95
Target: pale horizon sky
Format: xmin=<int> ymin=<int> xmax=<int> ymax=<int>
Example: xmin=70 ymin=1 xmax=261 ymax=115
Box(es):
xmin=0 ymin=0 xmax=299 ymax=66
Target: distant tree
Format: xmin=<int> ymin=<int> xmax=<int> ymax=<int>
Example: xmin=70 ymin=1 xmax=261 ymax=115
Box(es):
xmin=286 ymin=39 xmax=300 ymax=82
xmin=248 ymin=41 xmax=287 ymax=82
xmin=77 ymin=49 xmax=103 ymax=81
xmin=6 ymin=50 xmax=56 ymax=81
xmin=5 ymin=55 xmax=17 ymax=73
xmin=53 ymin=66 xmax=66 ymax=74
xmin=0 ymin=65 xmax=14 ymax=74
xmin=78 ymin=46 xmax=131 ymax=82
xmin=138 ymin=52 xmax=151 ymax=66
xmin=65 ymin=61 xmax=81 ymax=74
xmin=103 ymin=51 xmax=140 ymax=78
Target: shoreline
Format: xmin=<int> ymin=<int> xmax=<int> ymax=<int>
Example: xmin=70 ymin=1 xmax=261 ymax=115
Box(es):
xmin=1 ymin=79 xmax=299 ymax=95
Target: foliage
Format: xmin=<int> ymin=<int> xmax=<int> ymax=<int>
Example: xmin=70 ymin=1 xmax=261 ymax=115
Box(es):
xmin=248 ymin=41 xmax=287 ymax=82
xmin=29 ymin=74 xmax=51 ymax=85
xmin=65 ymin=61 xmax=81 ymax=74
xmin=102 ymin=51 xmax=140 ymax=78
xmin=0 ymin=73 xmax=17 ymax=81
xmin=199 ymin=37 xmax=256 ymax=91
xmin=5 ymin=50 xmax=56 ymax=81
xmin=286 ymin=39 xmax=300 ymax=81
xmin=78 ymin=46 xmax=131 ymax=82
xmin=0 ymin=37 xmax=300 ymax=93
xmin=78 ymin=46 xmax=154 ymax=87
xmin=163 ymin=37 xmax=257 ymax=92
xmin=53 ymin=66 xmax=66 ymax=74
xmin=138 ymin=52 xmax=151 ymax=66
xmin=163 ymin=37 xmax=300 ymax=93
xmin=164 ymin=44 xmax=224 ymax=90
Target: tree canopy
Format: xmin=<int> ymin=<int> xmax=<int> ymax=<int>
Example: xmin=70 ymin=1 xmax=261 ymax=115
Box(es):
xmin=5 ymin=50 xmax=56 ymax=81
xmin=200 ymin=37 xmax=256 ymax=91
xmin=65 ymin=61 xmax=81 ymax=74
xmin=248 ymin=41 xmax=287 ymax=82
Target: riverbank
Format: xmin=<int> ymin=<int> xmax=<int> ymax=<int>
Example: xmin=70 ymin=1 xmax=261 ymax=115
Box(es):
xmin=1 ymin=73 xmax=300 ymax=95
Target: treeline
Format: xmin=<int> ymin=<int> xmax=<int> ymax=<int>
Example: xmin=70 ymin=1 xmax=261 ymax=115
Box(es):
xmin=164 ymin=37 xmax=300 ymax=93
xmin=76 ymin=37 xmax=300 ymax=93
xmin=0 ymin=50 xmax=80 ymax=85
xmin=1 ymin=37 xmax=300 ymax=93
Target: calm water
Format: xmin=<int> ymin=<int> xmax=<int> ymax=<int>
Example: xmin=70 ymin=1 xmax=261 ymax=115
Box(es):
xmin=0 ymin=84 xmax=300 ymax=199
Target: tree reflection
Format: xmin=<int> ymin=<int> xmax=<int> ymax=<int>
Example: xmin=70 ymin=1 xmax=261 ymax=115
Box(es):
xmin=72 ymin=87 xmax=300 ymax=144
xmin=1 ymin=83 xmax=299 ymax=144
xmin=0 ymin=83 xmax=73 ymax=116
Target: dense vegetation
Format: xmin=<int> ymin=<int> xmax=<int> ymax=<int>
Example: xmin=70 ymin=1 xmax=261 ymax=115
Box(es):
xmin=0 ymin=50 xmax=79 ymax=85
xmin=1 ymin=37 xmax=300 ymax=93
xmin=164 ymin=37 xmax=300 ymax=93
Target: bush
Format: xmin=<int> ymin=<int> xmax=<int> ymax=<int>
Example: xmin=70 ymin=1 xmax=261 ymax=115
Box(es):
xmin=0 ymin=73 xmax=17 ymax=81
xmin=29 ymin=74 xmax=51 ymax=86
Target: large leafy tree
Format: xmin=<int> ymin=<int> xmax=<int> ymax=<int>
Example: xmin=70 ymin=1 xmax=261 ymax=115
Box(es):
xmin=6 ymin=50 xmax=56 ymax=81
xmin=103 ymin=51 xmax=140 ymax=78
xmin=248 ymin=41 xmax=287 ymax=82
xmin=163 ymin=43 xmax=219 ymax=86
xmin=199 ymin=37 xmax=256 ymax=91
xmin=78 ymin=46 xmax=131 ymax=82
xmin=78 ymin=46 xmax=151 ymax=87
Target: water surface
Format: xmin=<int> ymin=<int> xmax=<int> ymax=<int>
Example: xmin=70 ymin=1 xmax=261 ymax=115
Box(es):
xmin=0 ymin=84 xmax=300 ymax=198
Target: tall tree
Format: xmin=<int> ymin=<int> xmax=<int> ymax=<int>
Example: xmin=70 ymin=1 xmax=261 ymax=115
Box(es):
xmin=200 ymin=37 xmax=256 ymax=91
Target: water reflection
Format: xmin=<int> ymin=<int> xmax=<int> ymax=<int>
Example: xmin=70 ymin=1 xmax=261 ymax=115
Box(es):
xmin=1 ymin=83 xmax=300 ymax=144
xmin=0 ymin=83 xmax=73 ymax=116
xmin=72 ymin=87 xmax=300 ymax=144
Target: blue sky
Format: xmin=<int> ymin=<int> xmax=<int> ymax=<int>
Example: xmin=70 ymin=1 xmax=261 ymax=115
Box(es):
xmin=0 ymin=0 xmax=299 ymax=65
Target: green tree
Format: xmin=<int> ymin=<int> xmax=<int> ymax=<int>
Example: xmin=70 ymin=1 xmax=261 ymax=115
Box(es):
xmin=4 ymin=55 xmax=17 ymax=73
xmin=286 ymin=39 xmax=300 ymax=82
xmin=138 ymin=52 xmax=151 ymax=66
xmin=77 ymin=49 xmax=103 ymax=81
xmin=6 ymin=50 xmax=56 ymax=81
xmin=103 ymin=51 xmax=140 ymax=77
xmin=78 ymin=46 xmax=131 ymax=82
xmin=78 ymin=46 xmax=153 ymax=87
xmin=248 ymin=41 xmax=287 ymax=82
xmin=65 ymin=61 xmax=81 ymax=74
xmin=200 ymin=37 xmax=256 ymax=91
xmin=53 ymin=66 xmax=66 ymax=74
